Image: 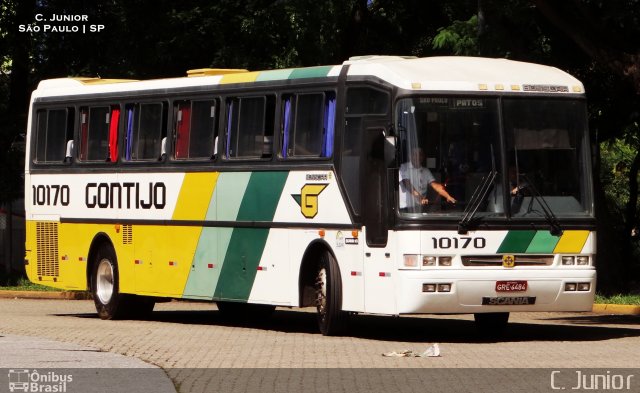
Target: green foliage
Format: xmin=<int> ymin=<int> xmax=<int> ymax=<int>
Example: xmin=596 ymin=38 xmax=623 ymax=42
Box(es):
xmin=432 ymin=15 xmax=478 ymax=55
xmin=595 ymin=293 xmax=640 ymax=305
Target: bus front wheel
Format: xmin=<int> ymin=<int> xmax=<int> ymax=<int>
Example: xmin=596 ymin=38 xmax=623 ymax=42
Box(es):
xmin=315 ymin=251 xmax=347 ymax=336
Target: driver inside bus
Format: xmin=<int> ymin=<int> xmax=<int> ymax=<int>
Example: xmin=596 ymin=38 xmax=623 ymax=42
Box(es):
xmin=399 ymin=147 xmax=456 ymax=212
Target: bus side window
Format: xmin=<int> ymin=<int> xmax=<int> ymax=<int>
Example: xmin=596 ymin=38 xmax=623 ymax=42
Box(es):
xmin=225 ymin=95 xmax=274 ymax=159
xmin=78 ymin=106 xmax=117 ymax=162
xmin=174 ymin=99 xmax=218 ymax=160
xmin=124 ymin=102 xmax=166 ymax=161
xmin=280 ymin=92 xmax=335 ymax=159
xmin=34 ymin=107 xmax=74 ymax=163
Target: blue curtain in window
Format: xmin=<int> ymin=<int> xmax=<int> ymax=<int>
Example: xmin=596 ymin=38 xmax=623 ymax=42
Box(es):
xmin=226 ymin=101 xmax=233 ymax=157
xmin=322 ymin=94 xmax=336 ymax=157
xmin=281 ymin=97 xmax=292 ymax=158
xmin=125 ymin=106 xmax=134 ymax=160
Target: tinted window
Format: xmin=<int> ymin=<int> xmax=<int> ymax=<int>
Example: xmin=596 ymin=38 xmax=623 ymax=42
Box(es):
xmin=226 ymin=96 xmax=274 ymax=159
xmin=346 ymin=87 xmax=388 ymax=115
xmin=174 ymin=99 xmax=218 ymax=160
xmin=35 ymin=108 xmax=73 ymax=163
xmin=125 ymin=103 xmax=165 ymax=161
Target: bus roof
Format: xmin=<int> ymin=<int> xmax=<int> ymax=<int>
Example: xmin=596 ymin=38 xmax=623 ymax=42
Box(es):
xmin=32 ymin=56 xmax=584 ymax=99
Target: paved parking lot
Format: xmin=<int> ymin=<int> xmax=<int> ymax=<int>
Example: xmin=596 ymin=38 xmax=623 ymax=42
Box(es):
xmin=0 ymin=298 xmax=638 ymax=392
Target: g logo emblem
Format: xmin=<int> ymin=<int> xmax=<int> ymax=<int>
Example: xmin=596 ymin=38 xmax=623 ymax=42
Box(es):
xmin=292 ymin=184 xmax=328 ymax=219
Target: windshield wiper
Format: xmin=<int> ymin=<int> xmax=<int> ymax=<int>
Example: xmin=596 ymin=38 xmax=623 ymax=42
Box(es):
xmin=520 ymin=174 xmax=563 ymax=236
xmin=457 ymin=170 xmax=497 ymax=234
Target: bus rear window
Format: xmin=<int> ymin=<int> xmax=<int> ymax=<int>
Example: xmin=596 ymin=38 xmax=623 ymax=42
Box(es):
xmin=34 ymin=108 xmax=74 ymax=163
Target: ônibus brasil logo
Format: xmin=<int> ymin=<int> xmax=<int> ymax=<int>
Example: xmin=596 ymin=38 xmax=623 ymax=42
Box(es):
xmin=8 ymin=369 xmax=73 ymax=392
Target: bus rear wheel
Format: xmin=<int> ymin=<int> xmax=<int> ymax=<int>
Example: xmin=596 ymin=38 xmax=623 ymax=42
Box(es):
xmin=91 ymin=243 xmax=155 ymax=320
xmin=315 ymin=251 xmax=347 ymax=336
xmin=91 ymin=243 xmax=125 ymax=320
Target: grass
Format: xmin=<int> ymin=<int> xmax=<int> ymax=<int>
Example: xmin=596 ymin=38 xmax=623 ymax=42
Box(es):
xmin=595 ymin=293 xmax=640 ymax=306
xmin=0 ymin=275 xmax=59 ymax=292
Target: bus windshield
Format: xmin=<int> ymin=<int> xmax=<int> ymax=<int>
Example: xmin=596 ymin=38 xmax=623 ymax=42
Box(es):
xmin=395 ymin=96 xmax=591 ymax=220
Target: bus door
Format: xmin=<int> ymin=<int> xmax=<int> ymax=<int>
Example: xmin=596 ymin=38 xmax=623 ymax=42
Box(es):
xmin=362 ymin=120 xmax=396 ymax=314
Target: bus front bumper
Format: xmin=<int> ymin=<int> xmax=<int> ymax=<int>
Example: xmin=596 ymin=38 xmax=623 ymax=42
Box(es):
xmin=395 ymin=268 xmax=596 ymax=314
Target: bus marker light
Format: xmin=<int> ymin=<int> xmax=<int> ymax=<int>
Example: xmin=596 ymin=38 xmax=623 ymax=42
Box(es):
xmin=61 ymin=255 xmax=68 ymax=261
xmin=350 ymin=271 xmax=361 ymax=276
xmin=423 ymin=256 xmax=436 ymax=266
xmin=115 ymin=224 xmax=121 ymax=233
xmin=207 ymin=264 xmax=215 ymax=269
xmin=576 ymin=256 xmax=589 ymax=265
xmin=438 ymin=284 xmax=452 ymax=292
xmin=511 ymin=85 xmax=521 ymax=91
xmin=169 ymin=261 xmax=177 ymax=266
xmin=78 ymin=257 xmax=86 ymax=262
xmin=577 ymin=283 xmax=590 ymax=291
xmin=257 ymin=266 xmax=267 ymax=271
xmin=352 ymin=230 xmax=359 ymax=238
xmin=564 ymin=283 xmax=577 ymax=291
xmin=423 ymin=284 xmax=436 ymax=292
xmin=135 ymin=260 xmax=142 ymax=265
xmin=379 ymin=272 xmax=391 ymax=277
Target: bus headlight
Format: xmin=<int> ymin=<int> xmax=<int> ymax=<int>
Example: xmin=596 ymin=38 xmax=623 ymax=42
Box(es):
xmin=561 ymin=256 xmax=575 ymax=265
xmin=438 ymin=256 xmax=452 ymax=266
xmin=403 ymin=255 xmax=420 ymax=269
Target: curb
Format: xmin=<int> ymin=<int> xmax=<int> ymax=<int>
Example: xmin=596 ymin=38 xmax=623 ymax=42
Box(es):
xmin=592 ymin=303 xmax=640 ymax=315
xmin=0 ymin=290 xmax=91 ymax=300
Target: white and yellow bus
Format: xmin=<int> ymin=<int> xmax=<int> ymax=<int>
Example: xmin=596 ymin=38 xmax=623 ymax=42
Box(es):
xmin=25 ymin=56 xmax=595 ymax=335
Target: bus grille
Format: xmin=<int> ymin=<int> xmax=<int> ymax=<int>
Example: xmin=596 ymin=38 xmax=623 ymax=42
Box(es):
xmin=36 ymin=222 xmax=59 ymax=277
xmin=462 ymin=255 xmax=553 ymax=267
xmin=122 ymin=224 xmax=133 ymax=244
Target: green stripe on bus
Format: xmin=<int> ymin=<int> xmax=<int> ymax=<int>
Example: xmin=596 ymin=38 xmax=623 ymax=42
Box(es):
xmin=256 ymin=69 xmax=293 ymax=82
xmin=497 ymin=230 xmax=536 ymax=253
xmin=525 ymin=230 xmax=561 ymax=253
xmin=182 ymin=173 xmax=252 ymax=299
xmin=289 ymin=66 xmax=333 ymax=79
xmin=214 ymin=171 xmax=288 ymax=301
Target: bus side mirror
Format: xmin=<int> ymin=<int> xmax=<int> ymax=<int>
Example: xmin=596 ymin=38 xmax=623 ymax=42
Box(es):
xmin=384 ymin=135 xmax=396 ymax=167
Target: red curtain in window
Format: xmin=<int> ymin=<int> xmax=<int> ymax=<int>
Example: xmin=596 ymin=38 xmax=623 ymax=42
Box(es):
xmin=79 ymin=108 xmax=88 ymax=160
xmin=175 ymin=103 xmax=191 ymax=159
xmin=109 ymin=107 xmax=120 ymax=162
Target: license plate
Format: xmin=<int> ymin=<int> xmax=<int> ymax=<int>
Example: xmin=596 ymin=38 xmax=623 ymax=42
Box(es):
xmin=495 ymin=280 xmax=528 ymax=292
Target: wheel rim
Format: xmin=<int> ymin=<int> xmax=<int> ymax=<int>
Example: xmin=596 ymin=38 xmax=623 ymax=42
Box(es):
xmin=96 ymin=258 xmax=114 ymax=304
xmin=315 ymin=267 xmax=327 ymax=320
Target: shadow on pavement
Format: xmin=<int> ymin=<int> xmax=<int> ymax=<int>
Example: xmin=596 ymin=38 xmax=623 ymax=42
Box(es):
xmin=56 ymin=307 xmax=640 ymax=344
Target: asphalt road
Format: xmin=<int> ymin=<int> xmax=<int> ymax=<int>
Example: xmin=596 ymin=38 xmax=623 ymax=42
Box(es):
xmin=0 ymin=298 xmax=638 ymax=393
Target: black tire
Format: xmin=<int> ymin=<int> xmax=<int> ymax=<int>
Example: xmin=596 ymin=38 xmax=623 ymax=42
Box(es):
xmin=474 ymin=312 xmax=510 ymax=336
xmin=91 ymin=243 xmax=126 ymax=320
xmin=315 ymin=251 xmax=347 ymax=336
xmin=91 ymin=243 xmax=155 ymax=320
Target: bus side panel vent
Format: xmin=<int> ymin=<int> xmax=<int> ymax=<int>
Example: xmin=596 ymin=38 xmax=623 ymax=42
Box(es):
xmin=36 ymin=222 xmax=59 ymax=277
xmin=123 ymin=224 xmax=133 ymax=245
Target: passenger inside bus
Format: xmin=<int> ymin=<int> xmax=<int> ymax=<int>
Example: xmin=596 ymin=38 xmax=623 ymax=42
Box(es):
xmin=399 ymin=147 xmax=456 ymax=213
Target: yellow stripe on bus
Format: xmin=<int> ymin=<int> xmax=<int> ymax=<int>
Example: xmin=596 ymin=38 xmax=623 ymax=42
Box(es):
xmin=220 ymin=71 xmax=260 ymax=84
xmin=553 ymin=230 xmax=590 ymax=253
xmin=172 ymin=172 xmax=219 ymax=220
